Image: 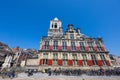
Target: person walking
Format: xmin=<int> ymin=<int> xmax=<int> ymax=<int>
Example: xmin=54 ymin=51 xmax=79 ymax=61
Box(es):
xmin=10 ymin=70 xmax=15 ymax=79
xmin=48 ymin=68 xmax=52 ymax=76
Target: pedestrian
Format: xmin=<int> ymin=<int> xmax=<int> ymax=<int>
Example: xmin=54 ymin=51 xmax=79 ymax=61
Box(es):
xmin=48 ymin=68 xmax=52 ymax=76
xmin=28 ymin=69 xmax=33 ymax=76
xmin=10 ymin=70 xmax=15 ymax=79
xmin=53 ymin=69 xmax=57 ymax=75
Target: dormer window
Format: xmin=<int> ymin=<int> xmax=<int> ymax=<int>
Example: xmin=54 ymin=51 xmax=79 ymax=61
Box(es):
xmin=55 ymin=23 xmax=57 ymax=28
xmin=70 ymin=34 xmax=74 ymax=39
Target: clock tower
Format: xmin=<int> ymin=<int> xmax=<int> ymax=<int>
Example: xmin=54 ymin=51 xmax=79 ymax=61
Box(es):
xmin=48 ymin=17 xmax=63 ymax=37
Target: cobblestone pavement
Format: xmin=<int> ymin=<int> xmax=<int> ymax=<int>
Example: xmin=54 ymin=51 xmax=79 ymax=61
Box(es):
xmin=0 ymin=73 xmax=120 ymax=80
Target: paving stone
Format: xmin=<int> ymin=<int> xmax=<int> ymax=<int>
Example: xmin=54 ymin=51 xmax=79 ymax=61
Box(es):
xmin=0 ymin=73 xmax=120 ymax=80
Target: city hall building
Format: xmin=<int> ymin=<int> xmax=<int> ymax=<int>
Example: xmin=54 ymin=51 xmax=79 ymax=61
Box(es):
xmin=36 ymin=18 xmax=112 ymax=70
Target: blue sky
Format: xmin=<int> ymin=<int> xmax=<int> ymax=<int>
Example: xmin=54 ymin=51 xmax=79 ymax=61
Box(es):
xmin=0 ymin=0 xmax=120 ymax=56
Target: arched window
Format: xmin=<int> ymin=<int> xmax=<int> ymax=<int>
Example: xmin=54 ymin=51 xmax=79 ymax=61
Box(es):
xmin=54 ymin=23 xmax=57 ymax=28
xmin=52 ymin=24 xmax=53 ymax=28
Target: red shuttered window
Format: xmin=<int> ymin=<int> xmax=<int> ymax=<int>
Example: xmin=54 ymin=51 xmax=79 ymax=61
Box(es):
xmin=68 ymin=59 xmax=73 ymax=66
xmin=39 ymin=59 xmax=42 ymax=65
xmin=78 ymin=60 xmax=83 ymax=66
xmin=76 ymin=46 xmax=80 ymax=51
xmin=93 ymin=46 xmax=97 ymax=51
xmin=49 ymin=45 xmax=53 ymax=50
xmin=48 ymin=59 xmax=52 ymax=65
xmin=101 ymin=46 xmax=105 ymax=52
xmin=67 ymin=46 xmax=72 ymax=51
xmin=58 ymin=46 xmax=62 ymax=50
xmin=88 ymin=60 xmax=93 ymax=66
xmin=98 ymin=60 xmax=103 ymax=66
xmin=58 ymin=59 xmax=62 ymax=65
xmin=106 ymin=60 xmax=110 ymax=66
xmin=85 ymin=46 xmax=89 ymax=51
xmin=41 ymin=45 xmax=45 ymax=50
